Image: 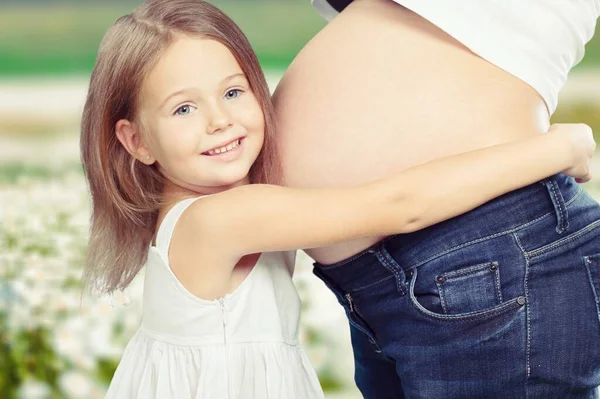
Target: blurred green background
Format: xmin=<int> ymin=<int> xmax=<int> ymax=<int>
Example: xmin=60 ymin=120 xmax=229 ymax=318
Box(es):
xmin=0 ymin=1 xmax=598 ymax=398
xmin=0 ymin=0 xmax=599 ymax=137
xmin=0 ymin=0 xmax=326 ymax=75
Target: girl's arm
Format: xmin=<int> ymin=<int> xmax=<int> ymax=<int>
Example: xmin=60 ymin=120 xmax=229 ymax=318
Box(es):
xmin=187 ymin=124 xmax=595 ymax=256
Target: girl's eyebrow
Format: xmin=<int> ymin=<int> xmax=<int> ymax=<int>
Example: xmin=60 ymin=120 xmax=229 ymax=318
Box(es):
xmin=222 ymin=72 xmax=246 ymax=83
xmin=159 ymin=73 xmax=246 ymax=109
xmin=159 ymin=87 xmax=197 ymax=109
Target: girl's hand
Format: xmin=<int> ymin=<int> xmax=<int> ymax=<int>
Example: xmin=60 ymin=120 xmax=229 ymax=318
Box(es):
xmin=550 ymin=123 xmax=596 ymax=183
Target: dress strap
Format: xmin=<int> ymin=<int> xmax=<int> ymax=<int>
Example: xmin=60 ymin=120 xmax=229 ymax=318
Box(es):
xmin=154 ymin=196 xmax=207 ymax=257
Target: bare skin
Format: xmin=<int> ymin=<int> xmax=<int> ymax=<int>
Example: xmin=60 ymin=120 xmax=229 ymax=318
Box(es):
xmin=117 ymin=35 xmax=594 ymax=301
xmin=273 ymin=0 xmax=550 ymax=264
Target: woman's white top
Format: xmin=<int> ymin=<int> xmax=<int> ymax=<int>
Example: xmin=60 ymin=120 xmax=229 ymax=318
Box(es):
xmin=105 ymin=197 xmax=324 ymax=399
xmin=312 ymin=0 xmax=600 ymax=114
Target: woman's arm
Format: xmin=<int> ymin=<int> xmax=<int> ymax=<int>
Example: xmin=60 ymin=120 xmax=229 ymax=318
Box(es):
xmin=187 ymin=124 xmax=595 ymax=256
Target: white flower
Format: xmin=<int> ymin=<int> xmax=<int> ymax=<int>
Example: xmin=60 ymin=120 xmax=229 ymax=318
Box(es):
xmin=53 ymin=318 xmax=87 ymax=361
xmin=87 ymin=322 xmax=122 ymax=358
xmin=58 ymin=371 xmax=95 ymax=398
xmin=17 ymin=379 xmax=51 ymax=399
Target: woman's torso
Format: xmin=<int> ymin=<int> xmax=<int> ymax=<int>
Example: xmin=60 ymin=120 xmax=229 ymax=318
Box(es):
xmin=273 ymin=0 xmax=580 ymax=264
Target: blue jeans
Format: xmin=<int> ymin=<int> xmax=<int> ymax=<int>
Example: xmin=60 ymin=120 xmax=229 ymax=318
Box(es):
xmin=313 ymin=174 xmax=600 ymax=398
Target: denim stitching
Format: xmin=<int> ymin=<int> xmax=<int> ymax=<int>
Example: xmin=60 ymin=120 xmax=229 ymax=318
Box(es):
xmin=409 ymin=204 xmax=574 ymax=271
xmin=413 ymin=290 xmax=522 ymax=321
xmin=316 ymin=237 xmax=395 ymax=270
xmin=555 ymin=182 xmax=569 ymax=232
xmin=409 ymin=268 xmax=524 ymax=322
xmin=347 ymin=301 xmax=382 ymax=352
xmin=435 ymin=262 xmax=502 ymax=313
xmin=442 ymin=261 xmax=496 ymax=278
xmin=526 ymin=219 xmax=600 ymax=258
xmin=351 ymin=275 xmax=395 ymax=293
xmin=513 ymin=233 xmax=531 ymax=379
xmin=411 ymin=230 xmax=510 ymax=270
xmin=436 ymin=262 xmax=501 ymax=313
xmin=437 ymin=279 xmax=449 ymax=314
xmin=546 ymin=179 xmax=569 ymax=234
xmin=319 ymin=186 xmax=583 ymax=273
xmin=584 ymin=256 xmax=600 ymax=325
xmin=564 ymin=185 xmax=584 ymax=206
xmin=493 ymin=263 xmax=503 ymax=303
xmin=346 ymin=312 xmax=378 ymax=346
xmin=317 ymin=250 xmax=371 ymax=270
xmin=319 ymin=186 xmax=582 ymax=274
xmin=314 ymin=267 xmax=380 ymax=348
xmin=548 ymin=181 xmax=563 ymax=232
xmin=376 ymin=248 xmax=406 ymax=295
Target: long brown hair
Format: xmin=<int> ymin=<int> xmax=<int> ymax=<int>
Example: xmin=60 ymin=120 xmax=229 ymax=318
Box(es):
xmin=80 ymin=0 xmax=280 ymax=294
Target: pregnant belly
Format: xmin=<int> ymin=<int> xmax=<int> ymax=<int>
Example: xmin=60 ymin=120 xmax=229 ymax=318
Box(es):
xmin=272 ymin=0 xmax=550 ymax=264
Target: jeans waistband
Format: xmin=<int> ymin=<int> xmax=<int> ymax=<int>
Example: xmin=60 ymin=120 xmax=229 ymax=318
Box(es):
xmin=314 ymin=174 xmax=582 ymax=289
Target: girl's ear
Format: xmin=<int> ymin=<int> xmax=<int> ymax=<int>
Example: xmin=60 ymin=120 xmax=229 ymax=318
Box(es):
xmin=115 ymin=119 xmax=155 ymax=165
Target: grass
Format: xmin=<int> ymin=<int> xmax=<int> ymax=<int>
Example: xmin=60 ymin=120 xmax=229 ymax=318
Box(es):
xmin=0 ymin=1 xmax=326 ymax=75
xmin=0 ymin=163 xmax=82 ymax=185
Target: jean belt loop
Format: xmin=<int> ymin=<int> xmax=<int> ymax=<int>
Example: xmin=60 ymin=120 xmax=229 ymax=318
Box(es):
xmin=543 ymin=177 xmax=569 ymax=234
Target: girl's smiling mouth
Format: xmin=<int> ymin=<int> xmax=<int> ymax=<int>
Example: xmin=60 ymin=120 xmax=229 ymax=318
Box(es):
xmin=202 ymin=137 xmax=245 ymax=160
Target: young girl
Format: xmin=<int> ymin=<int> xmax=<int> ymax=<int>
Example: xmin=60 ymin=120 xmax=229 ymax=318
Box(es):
xmin=79 ymin=0 xmax=595 ymax=398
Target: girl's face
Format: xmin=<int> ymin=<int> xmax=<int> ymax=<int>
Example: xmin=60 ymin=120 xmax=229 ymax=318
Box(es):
xmin=133 ymin=35 xmax=265 ymax=195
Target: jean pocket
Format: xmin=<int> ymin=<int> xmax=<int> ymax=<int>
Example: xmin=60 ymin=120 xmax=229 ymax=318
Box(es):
xmin=409 ymin=263 xmax=525 ymax=322
xmin=584 ymin=253 xmax=600 ymax=323
xmin=437 ymin=262 xmax=503 ymax=314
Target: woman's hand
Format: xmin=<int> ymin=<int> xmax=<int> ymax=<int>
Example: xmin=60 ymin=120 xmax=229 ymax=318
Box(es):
xmin=550 ymin=123 xmax=596 ymax=183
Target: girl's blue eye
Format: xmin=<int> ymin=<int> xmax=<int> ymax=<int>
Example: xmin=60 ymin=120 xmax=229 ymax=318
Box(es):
xmin=225 ymin=89 xmax=242 ymax=100
xmin=175 ymin=105 xmax=193 ymax=116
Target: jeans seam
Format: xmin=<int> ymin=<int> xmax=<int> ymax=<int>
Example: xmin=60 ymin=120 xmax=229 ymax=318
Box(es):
xmin=436 ymin=262 xmax=501 ymax=312
xmin=318 ymin=250 xmax=369 ymax=270
xmin=526 ymin=219 xmax=600 ymax=258
xmin=493 ymin=263 xmax=503 ymax=303
xmin=441 ymin=261 xmax=494 ymax=278
xmin=546 ymin=179 xmax=569 ymax=234
xmin=319 ymin=187 xmax=582 ymax=273
xmin=410 ymin=211 xmax=555 ymax=271
xmin=376 ymin=248 xmax=406 ymax=295
xmin=314 ymin=269 xmax=381 ymax=349
xmin=412 ymin=292 xmax=522 ymax=321
xmin=584 ymin=256 xmax=600 ymax=325
xmin=347 ymin=314 xmax=378 ymax=344
xmin=438 ymin=282 xmax=449 ymax=314
xmin=316 ymin=236 xmax=395 ymax=270
xmin=351 ymin=274 xmax=395 ymax=293
xmin=513 ymin=233 xmax=532 ymax=382
xmin=564 ymin=185 xmax=584 ymax=206
xmin=409 ymin=268 xmax=524 ymax=322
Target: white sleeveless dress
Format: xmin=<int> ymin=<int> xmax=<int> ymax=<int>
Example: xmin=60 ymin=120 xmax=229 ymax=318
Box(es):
xmin=105 ymin=197 xmax=325 ymax=399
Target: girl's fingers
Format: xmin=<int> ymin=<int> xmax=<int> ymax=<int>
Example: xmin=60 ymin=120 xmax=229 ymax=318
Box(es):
xmin=575 ymin=173 xmax=592 ymax=183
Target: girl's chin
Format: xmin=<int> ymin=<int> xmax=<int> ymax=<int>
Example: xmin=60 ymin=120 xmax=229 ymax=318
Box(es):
xmin=161 ymin=169 xmax=251 ymax=195
xmin=182 ymin=178 xmax=250 ymax=193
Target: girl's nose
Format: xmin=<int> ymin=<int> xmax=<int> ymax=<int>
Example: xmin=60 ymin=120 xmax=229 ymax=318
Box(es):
xmin=206 ymin=101 xmax=232 ymax=134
